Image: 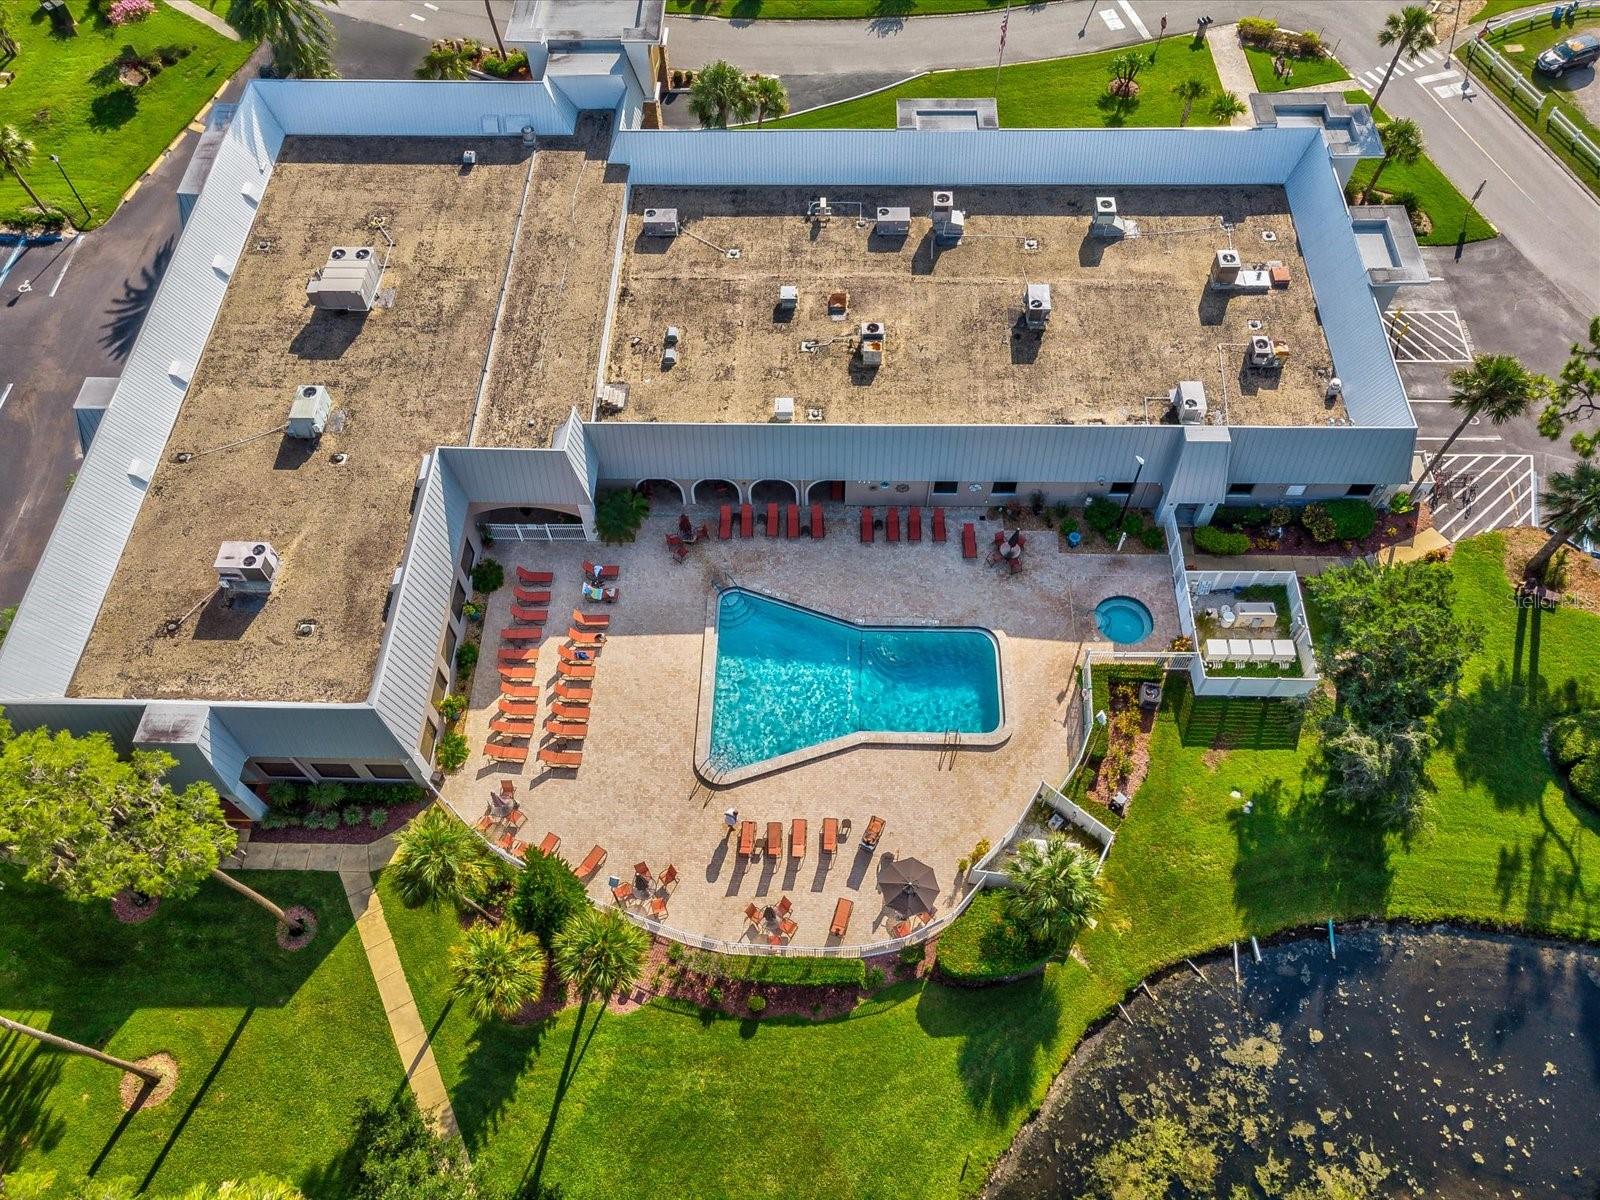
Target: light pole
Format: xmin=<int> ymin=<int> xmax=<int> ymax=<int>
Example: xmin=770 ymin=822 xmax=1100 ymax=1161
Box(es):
xmin=1118 ymin=455 xmax=1146 ymax=524
xmin=49 ymin=154 xmax=91 ymax=224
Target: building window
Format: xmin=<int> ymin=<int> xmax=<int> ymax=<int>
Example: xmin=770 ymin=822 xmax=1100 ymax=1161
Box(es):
xmin=1346 ymin=483 xmax=1376 ymax=497
xmin=458 ymin=539 xmax=476 ymax=578
xmin=252 ymin=758 xmax=306 ymax=780
xmin=432 ymin=670 xmax=448 ymax=706
xmin=1285 ymin=485 xmax=1307 ymax=497
xmin=451 ymin=580 xmax=467 ymax=621
xmin=1227 ymin=483 xmax=1255 ymax=496
xmin=990 ymin=481 xmax=1018 ymax=496
xmin=932 ymin=481 xmax=959 ymax=495
xmin=420 ymin=719 xmax=439 ymax=763
xmin=309 ymin=762 xmax=360 ymax=780
xmin=364 ymin=763 xmax=414 ymax=781
xmin=1109 ymin=481 xmax=1135 ymax=496
xmin=442 ymin=625 xmax=458 ymax=669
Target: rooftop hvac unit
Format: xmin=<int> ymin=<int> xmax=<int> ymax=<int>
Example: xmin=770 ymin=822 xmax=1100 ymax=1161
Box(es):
xmin=661 ymin=346 xmax=679 ymax=368
xmin=462 ymin=149 xmax=477 ymax=166
xmin=932 ymin=208 xmax=965 ymax=246
xmin=1210 ymin=248 xmax=1242 ymax=288
xmin=663 ymin=325 xmax=680 ymax=347
xmin=1023 ymin=283 xmax=1052 ymax=330
xmin=777 ymin=283 xmax=798 ymax=311
xmin=1173 ymin=380 xmax=1208 ymax=424
xmin=287 ymin=384 xmax=332 ymax=440
xmin=875 ymin=206 xmax=911 ymax=237
xmin=858 ymin=321 xmax=885 ymax=367
xmin=932 ymin=190 xmax=954 ymax=214
xmin=642 ymin=207 xmax=679 ymax=237
xmin=214 ymin=541 xmax=280 ymax=595
xmin=306 ymin=245 xmax=382 ymax=312
xmin=773 ymin=396 xmax=795 ymax=422
xmin=1090 ymin=195 xmax=1130 ymax=240
xmin=1249 ymin=335 xmax=1289 ymax=369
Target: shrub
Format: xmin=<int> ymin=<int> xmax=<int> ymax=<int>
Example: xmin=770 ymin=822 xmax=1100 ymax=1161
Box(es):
xmin=435 ymin=731 xmax=469 ymax=773
xmin=1140 ymin=525 xmax=1166 ymax=551
xmin=706 ymin=984 xmax=724 ymax=1008
xmin=864 ymin=966 xmax=885 ymax=990
xmin=1237 ymin=16 xmax=1279 ymax=44
xmin=746 ymin=992 xmax=767 ymax=1014
xmin=471 ymin=557 xmax=504 ymax=594
xmin=369 ymin=808 xmax=390 ymax=828
xmin=1292 ymin=29 xmax=1322 ymax=56
xmin=455 ymin=641 xmax=479 ymax=673
xmin=1301 ymin=503 xmax=1338 ymax=542
xmin=108 ymin=0 xmax=155 ymax=25
xmin=1324 ymin=499 xmax=1377 ymax=541
xmin=342 ymin=805 xmax=365 ymax=827
xmin=259 ymin=811 xmax=286 ymax=831
xmin=898 ymin=943 xmax=924 ymax=968
xmin=1194 ymin=524 xmax=1250 ymax=555
xmin=509 ymin=848 xmax=589 ymax=945
xmin=596 ymin=488 xmax=651 ymax=544
xmin=1084 ymin=496 xmax=1122 ymax=540
xmin=1059 ymin=517 xmax=1079 ymax=539
xmin=1389 ymin=490 xmax=1415 ymax=515
xmin=1121 ymin=512 xmax=1144 ymax=538
xmin=437 ymin=693 xmax=467 ymax=725
xmin=267 ymin=781 xmax=302 ymax=810
xmin=307 ymin=781 xmax=346 ymax=810
xmin=666 ymin=941 xmax=685 ymax=964
xmin=1269 ymin=505 xmax=1292 ymax=528
xmin=479 ymin=50 xmax=530 ymax=78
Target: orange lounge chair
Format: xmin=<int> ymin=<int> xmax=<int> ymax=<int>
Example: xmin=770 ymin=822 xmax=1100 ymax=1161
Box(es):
xmin=811 ymin=502 xmax=825 ymax=539
xmin=499 ymin=698 xmax=537 ymax=718
xmin=549 ymin=701 xmax=589 ymax=720
xmin=572 ymin=608 xmax=610 ymax=630
xmin=932 ymin=508 xmax=947 ymax=542
xmin=558 ymin=644 xmax=598 ymax=666
xmin=558 ymin=662 xmax=596 ymax=682
xmin=500 ymin=834 xmax=527 ymax=860
xmin=738 ymin=820 xmax=756 ymax=857
xmin=908 ymin=507 xmax=922 ymax=542
xmin=786 ymin=503 xmax=800 ymax=538
xmin=740 ymin=503 xmax=753 ymax=537
xmin=544 ymin=719 xmax=588 ymax=739
xmin=489 ymin=717 xmax=534 ymax=738
xmin=766 ymin=821 xmax=782 ymax=858
xmin=744 ymin=902 xmax=762 ymax=926
xmin=582 ymin=560 xmax=620 ymax=580
xmin=554 ymin=681 xmax=592 ymax=702
xmin=500 ymin=666 xmax=536 ymax=683
xmin=861 ymin=814 xmax=885 ymax=852
xmin=568 ymin=626 xmax=604 ymax=647
xmin=830 ymin=897 xmax=853 ymax=938
xmin=515 ymin=566 xmax=554 ymax=586
xmin=513 ymin=585 xmax=551 ymax=605
xmin=961 ymin=522 xmax=977 ymax=559
xmin=538 ymin=832 xmax=560 ymax=856
xmin=510 ymin=605 xmax=548 ymax=625
xmin=821 ymin=817 xmax=838 ymax=854
xmin=485 ymin=742 xmax=528 ymax=765
xmin=502 ymin=627 xmax=542 ymax=643
xmin=539 ymin=747 xmax=582 ymax=770
xmin=577 ymin=845 xmax=606 ymax=878
xmin=886 ymin=506 xmax=900 ymax=542
xmin=790 ymin=818 xmax=807 ymax=859
xmin=499 ymin=646 xmax=539 ymax=664
xmin=719 ymin=504 xmax=733 ymax=539
xmin=766 ymin=501 xmax=779 ymax=537
xmin=860 ymin=507 xmax=875 ymax=542
xmin=501 ymin=683 xmax=540 ymax=700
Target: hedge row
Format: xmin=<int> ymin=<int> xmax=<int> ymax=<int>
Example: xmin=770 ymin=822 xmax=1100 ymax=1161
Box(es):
xmin=1549 ymin=710 xmax=1600 ymax=811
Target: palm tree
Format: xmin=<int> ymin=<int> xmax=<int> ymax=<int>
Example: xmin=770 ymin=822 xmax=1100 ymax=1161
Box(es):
xmin=1372 ymin=6 xmax=1438 ymax=110
xmin=1422 ymin=354 xmax=1550 ymax=482
xmin=1173 ymin=77 xmax=1209 ymax=127
xmin=208 ymin=867 xmax=309 ymax=936
xmin=1525 ymin=461 xmax=1600 ymax=583
xmin=688 ymin=59 xmax=756 ymax=128
xmin=750 ymin=74 xmax=789 ymax=127
xmin=417 ymin=39 xmax=471 ymax=81
xmin=1208 ymin=90 xmax=1247 ymax=125
xmin=1003 ymin=834 xmax=1104 ymax=949
xmin=449 ymin=923 xmax=546 ymax=1021
xmin=552 ymin=906 xmax=649 ymax=1004
xmin=227 ymin=0 xmax=339 ymax=79
xmin=0 ymin=125 xmax=50 ymax=219
xmin=1365 ymin=117 xmax=1423 ymax=195
xmin=390 ymin=806 xmax=496 ymax=919
xmin=0 ymin=1014 xmax=161 ymax=1084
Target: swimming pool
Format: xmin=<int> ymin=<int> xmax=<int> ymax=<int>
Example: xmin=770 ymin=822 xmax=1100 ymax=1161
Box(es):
xmin=706 ymin=589 xmax=1004 ymax=776
xmin=1094 ymin=596 xmax=1154 ymax=645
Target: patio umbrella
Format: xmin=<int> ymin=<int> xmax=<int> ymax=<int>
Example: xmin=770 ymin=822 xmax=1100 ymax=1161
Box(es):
xmin=880 ymin=856 xmax=939 ymax=917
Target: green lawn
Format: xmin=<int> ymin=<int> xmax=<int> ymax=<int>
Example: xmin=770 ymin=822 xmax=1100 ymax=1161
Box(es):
xmin=933 ymin=889 xmax=1050 ymax=982
xmin=1242 ymin=44 xmax=1352 ymax=93
xmin=377 ymin=533 xmax=1597 ymax=1200
xmin=669 ymin=0 xmax=1028 ymax=17
xmin=0 ymin=0 xmax=254 ymax=229
xmin=1343 ymin=89 xmax=1498 ymax=246
xmin=0 ymin=869 xmax=402 ymax=1196
xmin=1471 ymin=0 xmax=1551 ymax=22
xmin=770 ymin=39 xmax=1227 ymax=129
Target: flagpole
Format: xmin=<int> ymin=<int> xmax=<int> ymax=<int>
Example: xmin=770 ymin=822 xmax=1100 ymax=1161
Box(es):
xmin=995 ymin=0 xmax=1011 ymax=97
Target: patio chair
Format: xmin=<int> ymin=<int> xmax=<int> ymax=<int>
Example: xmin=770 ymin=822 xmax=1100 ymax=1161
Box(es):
xmin=719 ymin=504 xmax=733 ymax=539
xmin=498 ymin=698 xmax=537 ymax=718
xmin=830 ymin=898 xmax=853 ymax=938
xmin=931 ymin=508 xmax=947 ymax=543
xmin=577 ymin=845 xmax=607 ymax=878
xmin=513 ymin=585 xmax=551 ymax=605
xmin=515 ymin=567 xmax=553 ymax=586
xmin=790 ymin=819 xmax=807 ymax=860
xmin=499 ymin=779 xmax=516 ymax=799
xmin=582 ymin=560 xmax=621 ymax=581
xmin=502 ymin=683 xmax=541 ymax=700
xmin=501 ymin=835 xmax=527 ymax=860
xmin=786 ymin=503 xmax=800 ymax=538
xmin=473 ymin=811 xmax=496 ymax=833
xmin=658 ymin=864 xmax=678 ymax=893
xmin=647 ymin=896 xmax=668 ymax=918
xmin=538 ymin=747 xmax=583 ymax=770
xmin=634 ymin=861 xmax=652 ymax=884
xmin=821 ymin=817 xmax=838 ymax=854
xmin=740 ymin=503 xmax=753 ymax=537
xmin=612 ymin=883 xmax=634 ymax=905
xmin=767 ymin=933 xmax=784 ymax=946
xmin=860 ymin=815 xmax=885 ymax=852
xmin=891 ymin=919 xmax=913 ymax=939
xmin=510 ymin=605 xmax=549 ymax=625
xmin=558 ymin=662 xmax=596 ymax=682
xmin=745 ymin=902 xmax=763 ymax=926
xmin=572 ymin=608 xmax=611 ymax=630
xmin=502 ymin=627 xmax=542 ymax=643
xmin=961 ymin=523 xmax=977 ymax=559
xmin=554 ymin=681 xmax=593 ymax=703
xmin=499 ymin=666 xmax=537 ymax=683
xmin=538 ymin=831 xmax=560 ymax=856
xmin=860 ymin=507 xmax=875 ymax=543
xmin=499 ymin=646 xmax=539 ymax=665
xmin=485 ymin=742 xmax=529 ymax=765
xmin=568 ymin=626 xmax=605 ymax=647
xmin=775 ymin=895 xmax=793 ymax=919
xmin=778 ymin=917 xmax=797 ymax=940
xmin=543 ymin=719 xmax=588 ymax=740
xmin=489 ymin=717 xmax=534 ymax=738
xmin=886 ymin=507 xmax=901 ymax=542
xmin=766 ymin=501 xmax=779 ymax=538
xmin=907 ymin=507 xmax=922 ymax=542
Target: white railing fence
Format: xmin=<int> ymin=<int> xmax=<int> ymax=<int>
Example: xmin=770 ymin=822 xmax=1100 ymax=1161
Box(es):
xmin=1464 ymin=38 xmax=1545 ymax=110
xmin=1162 ymin=510 xmax=1196 ymax=638
xmin=481 ymin=522 xmax=590 ymax=543
xmin=1549 ymin=107 xmax=1600 ymax=171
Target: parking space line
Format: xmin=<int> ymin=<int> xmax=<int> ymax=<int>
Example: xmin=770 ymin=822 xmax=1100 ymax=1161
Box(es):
xmin=1098 ymin=8 xmax=1125 ymax=32
xmin=49 ymin=234 xmax=84 ymax=299
xmin=1116 ymin=0 xmax=1151 ymax=39
xmin=0 ymin=383 xmax=11 ymax=414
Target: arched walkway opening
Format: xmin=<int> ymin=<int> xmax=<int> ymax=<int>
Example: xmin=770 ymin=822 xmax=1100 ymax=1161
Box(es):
xmin=807 ymin=480 xmax=846 ymax=505
xmin=751 ymin=479 xmax=797 ymax=505
xmin=636 ymin=479 xmax=684 ymax=505
xmin=693 ymin=479 xmax=739 ymax=505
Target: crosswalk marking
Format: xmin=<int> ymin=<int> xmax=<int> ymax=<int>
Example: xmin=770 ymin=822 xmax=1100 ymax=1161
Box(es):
xmin=1434 ymin=82 xmax=1463 ymax=97
xmin=1098 ymin=8 xmax=1125 ymax=31
xmin=1416 ymin=70 xmax=1459 ymax=84
xmin=1116 ymin=0 xmax=1151 ymax=39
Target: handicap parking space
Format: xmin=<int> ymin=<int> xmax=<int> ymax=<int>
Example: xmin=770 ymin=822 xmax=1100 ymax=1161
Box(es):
xmin=0 ymin=235 xmax=85 ymax=308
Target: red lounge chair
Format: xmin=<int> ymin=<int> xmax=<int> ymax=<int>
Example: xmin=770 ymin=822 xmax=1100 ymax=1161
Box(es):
xmin=554 ymin=681 xmax=592 ymax=702
xmin=719 ymin=504 xmax=733 ymax=539
xmin=659 ymin=864 xmax=678 ymax=892
xmin=961 ymin=523 xmax=978 ymax=560
xmin=811 ymin=503 xmax=825 ymax=539
xmin=766 ymin=821 xmax=782 ymax=857
xmin=549 ymin=701 xmax=588 ymax=720
xmin=886 ymin=507 xmax=900 ymax=542
xmin=558 ymin=645 xmax=597 ymax=667
xmin=499 ymin=698 xmax=537 ymax=718
xmin=499 ymin=647 xmax=538 ymax=664
xmin=860 ymin=508 xmax=875 ymax=542
xmin=538 ymin=747 xmax=583 ymax=770
xmin=634 ymin=861 xmax=652 ymax=883
xmin=501 ymin=683 xmax=540 ymax=700
xmin=821 ymin=817 xmax=838 ymax=854
xmin=861 ymin=814 xmax=885 ymax=851
xmin=932 ymin=508 xmax=947 ymax=543
xmin=647 ymin=896 xmax=667 ymax=918
xmin=908 ymin=507 xmax=922 ymax=542
xmin=572 ymin=608 xmax=610 ymax=630
xmin=538 ymin=832 xmax=560 ymax=856
xmin=515 ymin=567 xmax=553 ymax=586
xmin=740 ymin=503 xmax=753 ymax=537
xmin=544 ymin=719 xmax=588 ymax=740
xmin=510 ymin=606 xmax=548 ymax=625
xmin=790 ymin=819 xmax=807 ymax=859
xmin=489 ymin=717 xmax=534 ymax=738
xmin=485 ymin=742 xmax=528 ymax=764
xmin=568 ymin=626 xmax=604 ymax=647
xmin=582 ymin=560 xmax=620 ymax=580
xmin=577 ymin=845 xmax=606 ymax=878
xmin=786 ymin=503 xmax=800 ymax=538
xmin=503 ymin=627 xmax=542 ymax=643
xmin=513 ymin=585 xmax=551 ymax=605
xmin=558 ymin=662 xmax=596 ymax=681
xmin=830 ymin=897 xmax=852 ymax=938
xmin=738 ymin=820 xmax=756 ymax=857
xmin=766 ymin=501 xmax=779 ymax=538
xmin=500 ymin=667 xmax=536 ymax=683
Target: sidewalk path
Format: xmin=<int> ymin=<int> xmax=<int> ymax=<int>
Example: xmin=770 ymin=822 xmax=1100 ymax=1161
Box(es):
xmin=1204 ymin=23 xmax=1259 ymax=125
xmin=169 ymin=0 xmax=241 ymax=40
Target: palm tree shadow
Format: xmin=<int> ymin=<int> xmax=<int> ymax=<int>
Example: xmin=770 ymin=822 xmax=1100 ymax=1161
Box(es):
xmin=100 ymin=236 xmax=175 ymax=361
xmin=137 ymin=1006 xmax=254 ymax=1193
xmin=0 ymin=1027 xmax=67 ymax=1174
xmin=912 ymin=975 xmax=1061 ymax=1118
xmin=522 ymin=998 xmax=605 ymax=1193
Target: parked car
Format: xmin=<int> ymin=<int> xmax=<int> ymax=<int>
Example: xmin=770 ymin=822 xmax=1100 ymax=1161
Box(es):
xmin=1535 ymin=33 xmax=1600 ymax=76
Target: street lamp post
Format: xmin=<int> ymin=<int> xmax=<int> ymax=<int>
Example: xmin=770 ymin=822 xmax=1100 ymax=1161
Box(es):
xmin=1114 ymin=455 xmax=1146 ymax=551
xmin=49 ymin=155 xmax=91 ymax=224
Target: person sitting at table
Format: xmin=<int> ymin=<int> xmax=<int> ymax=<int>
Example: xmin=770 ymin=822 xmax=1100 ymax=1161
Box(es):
xmin=678 ymin=513 xmax=693 ymax=537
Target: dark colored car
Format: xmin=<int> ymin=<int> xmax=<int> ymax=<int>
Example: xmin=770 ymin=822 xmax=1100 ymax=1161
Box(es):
xmin=1535 ymin=32 xmax=1600 ymax=76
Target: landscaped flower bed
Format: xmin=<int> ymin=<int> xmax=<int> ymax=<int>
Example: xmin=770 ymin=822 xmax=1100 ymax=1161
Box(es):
xmin=1195 ymin=498 xmax=1429 ymax=558
xmin=253 ymin=781 xmax=430 ymax=843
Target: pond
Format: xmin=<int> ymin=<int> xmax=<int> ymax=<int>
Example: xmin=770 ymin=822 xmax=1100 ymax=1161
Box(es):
xmin=985 ymin=926 xmax=1600 ymax=1199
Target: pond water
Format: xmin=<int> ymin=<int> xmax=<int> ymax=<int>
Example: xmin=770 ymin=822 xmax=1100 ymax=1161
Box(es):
xmin=985 ymin=927 xmax=1600 ymax=1199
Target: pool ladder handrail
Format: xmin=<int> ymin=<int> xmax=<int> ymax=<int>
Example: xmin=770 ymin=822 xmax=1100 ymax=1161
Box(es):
xmin=938 ymin=727 xmax=962 ymax=771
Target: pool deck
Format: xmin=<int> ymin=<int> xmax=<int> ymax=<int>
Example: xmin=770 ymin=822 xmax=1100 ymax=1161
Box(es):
xmin=444 ymin=509 xmax=1178 ymax=952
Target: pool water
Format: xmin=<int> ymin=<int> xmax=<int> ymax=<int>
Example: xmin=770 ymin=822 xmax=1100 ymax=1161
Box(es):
xmin=709 ymin=589 xmax=1002 ymax=772
xmin=1094 ymin=596 xmax=1154 ymax=644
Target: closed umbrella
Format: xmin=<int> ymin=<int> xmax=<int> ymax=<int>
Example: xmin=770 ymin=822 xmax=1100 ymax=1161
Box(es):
xmin=880 ymin=856 xmax=939 ymax=917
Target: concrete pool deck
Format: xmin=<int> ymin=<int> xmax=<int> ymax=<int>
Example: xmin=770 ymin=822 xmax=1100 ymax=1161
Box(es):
xmin=444 ymin=510 xmax=1178 ymax=952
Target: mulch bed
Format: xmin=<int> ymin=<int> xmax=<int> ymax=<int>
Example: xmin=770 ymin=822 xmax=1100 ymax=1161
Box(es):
xmin=1503 ymin=526 xmax=1600 ymax=613
xmin=119 ymin=1052 xmax=178 ymax=1111
xmin=250 ymin=799 xmax=428 ymax=845
xmin=1087 ymin=701 xmax=1157 ymax=812
xmin=276 ymin=906 xmax=318 ymax=952
xmin=111 ymin=890 xmax=161 ymax=925
xmin=1218 ymin=504 xmax=1431 ymax=559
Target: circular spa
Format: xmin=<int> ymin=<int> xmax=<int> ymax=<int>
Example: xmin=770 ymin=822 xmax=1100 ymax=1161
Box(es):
xmin=1094 ymin=595 xmax=1155 ymax=645
xmin=702 ymin=589 xmax=1006 ymax=781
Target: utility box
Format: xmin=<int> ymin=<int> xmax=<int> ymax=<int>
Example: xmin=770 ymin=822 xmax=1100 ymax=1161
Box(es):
xmin=1023 ymin=283 xmax=1052 ymax=331
xmin=642 ymin=207 xmax=679 ymax=237
xmin=773 ymin=396 xmax=795 ymax=422
xmin=1210 ymin=248 xmax=1242 ymax=288
xmin=875 ymin=206 xmax=911 ymax=237
xmin=1091 ymin=195 xmax=1130 ymax=239
xmin=214 ymin=541 xmax=280 ymax=596
xmin=305 ymin=246 xmax=381 ymax=312
xmin=777 ymin=283 xmax=798 ymax=312
xmin=287 ymin=385 xmax=332 ymax=440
